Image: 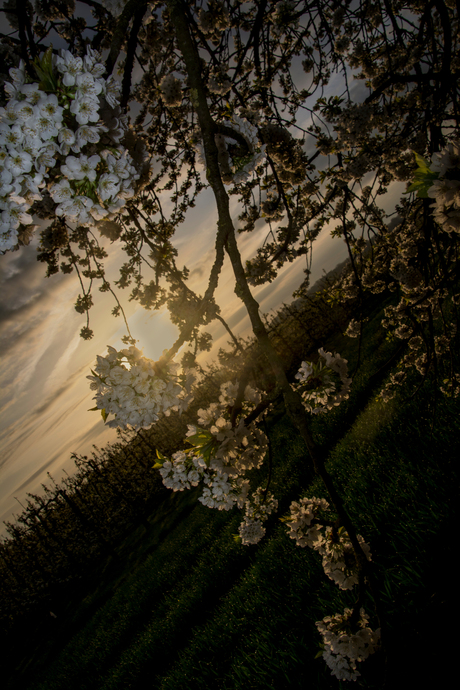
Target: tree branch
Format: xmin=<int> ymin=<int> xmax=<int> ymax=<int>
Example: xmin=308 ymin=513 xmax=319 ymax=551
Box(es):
xmin=105 ymin=0 xmax=147 ymax=78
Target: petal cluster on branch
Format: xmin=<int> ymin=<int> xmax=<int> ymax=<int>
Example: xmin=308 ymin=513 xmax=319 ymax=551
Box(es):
xmin=0 ymin=49 xmax=141 ymax=252
xmin=238 ymin=487 xmax=278 ymax=545
xmin=194 ymin=113 xmax=266 ymax=185
xmin=87 ymin=345 xmax=190 ymax=429
xmin=159 ymin=74 xmax=183 ymax=108
xmin=316 ymin=608 xmax=381 ymax=681
xmin=197 ymin=1 xmax=230 ymax=41
xmin=100 ymin=0 xmax=155 ymax=19
xmin=286 ymin=496 xmax=377 ymax=678
xmin=428 ymin=140 xmax=460 ymax=234
xmin=293 ymin=348 xmax=351 ymax=414
xmin=158 ymin=381 xmax=272 ymax=531
xmin=285 ymin=496 xmax=329 ymax=548
xmin=285 ymin=496 xmax=371 ymax=589
xmin=318 ymin=527 xmax=372 ymax=590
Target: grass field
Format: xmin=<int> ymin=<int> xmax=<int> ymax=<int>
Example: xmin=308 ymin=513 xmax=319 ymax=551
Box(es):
xmin=5 ymin=294 xmax=459 ymax=689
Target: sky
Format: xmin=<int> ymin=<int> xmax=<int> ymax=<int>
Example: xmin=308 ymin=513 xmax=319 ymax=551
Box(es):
xmin=0 ymin=2 xmax=405 ymax=536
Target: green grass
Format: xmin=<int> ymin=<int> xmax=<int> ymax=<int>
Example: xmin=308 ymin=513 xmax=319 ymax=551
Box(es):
xmin=5 ymin=296 xmax=459 ymax=689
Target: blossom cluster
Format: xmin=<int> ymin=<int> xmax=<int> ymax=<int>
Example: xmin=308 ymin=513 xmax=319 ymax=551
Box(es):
xmin=159 ymin=74 xmax=183 ymax=107
xmin=197 ymin=1 xmax=230 ymax=39
xmin=99 ymin=0 xmax=127 ymax=17
xmin=259 ymin=122 xmax=308 ymax=186
xmin=363 ymin=138 xmax=460 ymax=403
xmin=272 ymin=1 xmax=299 ymax=32
xmin=344 ymin=318 xmax=361 ymax=338
xmin=285 ymin=497 xmax=371 ymax=590
xmin=194 ymin=113 xmax=266 ymax=185
xmin=428 ymin=139 xmax=460 ymax=234
xmin=159 ymin=444 xmax=251 ymax=512
xmin=316 ymin=608 xmax=381 ymax=681
xmin=286 ymin=497 xmax=378 ymax=678
xmin=238 ymin=487 xmax=278 ymax=545
xmin=159 ymin=451 xmax=208 ymax=491
xmin=100 ymin=0 xmax=154 ymax=19
xmin=208 ymin=67 xmax=232 ymax=96
xmin=293 ymin=348 xmax=351 ymax=414
xmin=320 ymin=528 xmax=372 ymax=591
xmin=1 ymin=48 xmax=140 ymax=253
xmin=194 ymin=381 xmax=267 ymax=476
xmin=285 ymin=496 xmax=329 ymax=548
xmin=87 ymin=345 xmax=192 ymax=429
xmin=157 ymin=380 xmax=273 ymax=539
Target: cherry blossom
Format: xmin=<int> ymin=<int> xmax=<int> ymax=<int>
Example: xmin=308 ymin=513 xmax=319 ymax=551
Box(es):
xmin=0 ymin=49 xmax=143 ymax=253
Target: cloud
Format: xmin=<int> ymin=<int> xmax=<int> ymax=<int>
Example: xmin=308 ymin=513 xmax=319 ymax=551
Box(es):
xmin=1 ymin=418 xmax=115 ymax=511
xmin=12 ymin=455 xmax=63 ymax=495
xmin=0 ymin=395 xmax=56 ymax=468
xmin=0 ymin=307 xmax=48 ymax=358
xmin=0 ymin=238 xmax=60 ymax=316
xmin=189 ymin=264 xmax=205 ymax=280
xmin=73 ymin=419 xmax=117 ymax=452
xmin=0 ymin=240 xmax=74 ymax=360
xmin=41 ymin=392 xmax=89 ymax=436
xmin=0 ymin=360 xmax=90 ymax=475
xmin=30 ymin=377 xmax=80 ymax=420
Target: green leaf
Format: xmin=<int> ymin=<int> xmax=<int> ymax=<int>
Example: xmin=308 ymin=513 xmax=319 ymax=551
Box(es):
xmin=403 ymin=151 xmax=439 ymax=198
xmin=153 ymin=462 xmax=164 ymax=469
xmin=33 ymin=46 xmax=58 ymax=93
xmin=403 ymin=176 xmax=438 ymax=198
xmin=200 ymin=440 xmax=218 ymax=464
xmin=413 ymin=151 xmax=431 ymax=173
xmin=101 ymin=408 xmax=108 ymax=422
xmin=405 ymin=181 xmax=422 ymax=194
xmin=156 ymin=448 xmax=166 ymax=460
xmin=87 ymin=406 xmax=99 ymax=411
xmin=185 ymin=428 xmax=213 ymax=447
xmin=279 ymin=514 xmax=292 ymax=523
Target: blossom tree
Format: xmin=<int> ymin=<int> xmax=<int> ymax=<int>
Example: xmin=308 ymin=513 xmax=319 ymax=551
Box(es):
xmin=1 ymin=0 xmax=460 ymax=680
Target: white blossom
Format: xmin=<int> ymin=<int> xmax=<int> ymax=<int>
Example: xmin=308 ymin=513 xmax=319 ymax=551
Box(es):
xmin=318 ymin=527 xmax=372 ymax=590
xmin=237 ymin=487 xmax=278 ymax=546
xmin=75 ymin=125 xmax=104 ymax=149
xmin=238 ymin=518 xmax=266 ymax=545
xmin=75 ymin=73 xmax=103 ymax=101
xmin=61 ymin=154 xmax=101 ymax=181
xmin=88 ymin=346 xmax=186 ymax=429
xmin=293 ymin=349 xmax=351 ymax=414
xmin=70 ymin=96 xmax=100 ymax=125
xmin=49 ymin=179 xmax=73 ymax=203
xmin=55 ymin=50 xmax=83 ymax=86
xmin=285 ymin=496 xmax=329 ymax=548
xmin=316 ymin=608 xmax=380 ymax=681
xmin=56 ymin=195 xmax=94 ymax=224
xmin=58 ymin=127 xmax=76 ymax=155
xmin=5 ymin=149 xmax=33 ymax=176
xmin=159 ymin=74 xmax=183 ymax=107
xmin=98 ymin=173 xmax=121 ymax=201
xmin=0 ymin=44 xmax=144 ymax=251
